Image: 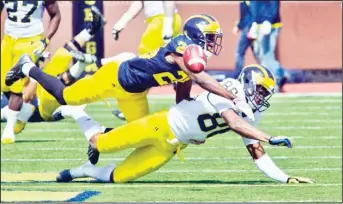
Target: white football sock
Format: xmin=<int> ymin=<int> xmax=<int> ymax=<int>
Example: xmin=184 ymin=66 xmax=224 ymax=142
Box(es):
xmin=1 ymin=106 xmax=9 ymax=121
xmin=2 ymin=109 xmax=19 ymax=138
xmin=22 ymin=62 xmax=36 ymax=76
xmin=17 ymin=103 xmax=35 ymax=122
xmin=254 ymin=153 xmax=289 ymax=183
xmin=77 ymin=29 xmax=93 ymax=42
xmin=70 ymin=110 xmax=102 ymax=142
xmin=70 ymin=161 xmax=93 ymax=179
xmin=69 ymin=61 xmax=86 ymax=79
xmin=83 ymin=164 xmax=115 ymax=183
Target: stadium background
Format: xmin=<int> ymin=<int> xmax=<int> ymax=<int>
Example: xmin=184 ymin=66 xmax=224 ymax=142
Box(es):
xmin=1 ymin=1 xmax=342 ymax=92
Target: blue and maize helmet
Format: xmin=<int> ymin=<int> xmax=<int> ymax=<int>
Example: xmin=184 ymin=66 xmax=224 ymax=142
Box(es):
xmin=238 ymin=64 xmax=276 ymax=112
xmin=183 ymin=14 xmax=223 ymax=58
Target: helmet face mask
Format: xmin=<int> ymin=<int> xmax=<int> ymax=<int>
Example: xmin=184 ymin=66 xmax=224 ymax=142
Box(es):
xmin=239 ymin=65 xmax=276 ymax=112
xmin=183 ymin=14 xmax=223 ymax=57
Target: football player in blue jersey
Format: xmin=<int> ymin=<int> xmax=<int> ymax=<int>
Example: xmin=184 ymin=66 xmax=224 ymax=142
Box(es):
xmin=6 ymin=14 xmax=255 ymax=124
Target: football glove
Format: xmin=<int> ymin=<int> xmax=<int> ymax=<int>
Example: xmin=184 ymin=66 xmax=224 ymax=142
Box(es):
xmin=112 ymin=28 xmax=121 ymax=41
xmin=31 ymin=38 xmax=49 ymax=57
xmin=233 ymin=98 xmax=255 ymax=121
xmin=261 ymin=20 xmax=272 ymax=35
xmin=287 ymin=176 xmax=315 ymax=184
xmin=268 ymin=136 xmax=293 ymax=148
xmin=247 ymin=22 xmax=258 ymax=39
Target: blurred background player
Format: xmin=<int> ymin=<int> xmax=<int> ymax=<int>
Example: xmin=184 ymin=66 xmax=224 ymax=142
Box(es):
xmin=232 ymin=0 xmax=257 ymax=79
xmin=0 ymin=0 xmax=61 ymax=144
xmin=1 ymin=5 xmax=104 ymax=142
xmin=247 ymin=0 xmax=287 ymax=92
xmin=111 ymin=1 xmax=182 ymax=120
xmin=56 ymin=65 xmax=313 ymax=185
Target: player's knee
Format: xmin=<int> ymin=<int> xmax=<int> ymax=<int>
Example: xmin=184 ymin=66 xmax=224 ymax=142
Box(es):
xmin=54 ymin=87 xmax=67 ymax=105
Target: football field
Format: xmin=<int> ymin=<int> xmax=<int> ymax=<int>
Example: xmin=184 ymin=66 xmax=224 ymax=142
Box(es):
xmin=1 ymin=94 xmax=342 ymax=202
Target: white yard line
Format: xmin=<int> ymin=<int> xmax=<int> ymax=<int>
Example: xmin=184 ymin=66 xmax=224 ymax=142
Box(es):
xmin=4 ymin=125 xmax=339 ymax=132
xmin=1 ymin=156 xmax=341 ymax=162
xmin=4 ymin=135 xmax=339 ymax=142
xmin=1 ymin=183 xmax=340 ymax=189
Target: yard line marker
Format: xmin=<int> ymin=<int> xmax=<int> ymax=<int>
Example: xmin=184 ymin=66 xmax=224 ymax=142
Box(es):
xmin=3 ymin=125 xmax=340 ymax=132
xmin=1 ymin=183 xmax=340 ymax=189
xmin=1 ymin=156 xmax=341 ymax=162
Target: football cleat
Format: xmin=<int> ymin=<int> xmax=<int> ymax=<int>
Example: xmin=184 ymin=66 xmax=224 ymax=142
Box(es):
xmin=13 ymin=121 xmax=26 ymax=134
xmin=88 ymin=144 xmax=100 ymax=165
xmin=5 ymin=54 xmax=32 ymax=86
xmin=86 ymin=6 xmax=107 ymax=36
xmin=1 ymin=136 xmax=15 ymax=144
xmin=287 ymin=176 xmax=315 ymax=184
xmin=112 ymin=110 xmax=126 ymax=121
xmin=56 ymin=169 xmax=73 ymax=182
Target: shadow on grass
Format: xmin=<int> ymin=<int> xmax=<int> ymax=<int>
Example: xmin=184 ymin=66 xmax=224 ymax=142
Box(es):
xmin=15 ymin=140 xmax=59 ymax=143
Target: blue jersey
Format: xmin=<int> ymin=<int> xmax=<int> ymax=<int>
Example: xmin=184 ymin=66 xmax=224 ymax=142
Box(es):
xmin=118 ymin=35 xmax=194 ymax=93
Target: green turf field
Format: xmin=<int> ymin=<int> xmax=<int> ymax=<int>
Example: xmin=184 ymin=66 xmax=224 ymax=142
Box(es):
xmin=1 ymin=94 xmax=342 ymax=202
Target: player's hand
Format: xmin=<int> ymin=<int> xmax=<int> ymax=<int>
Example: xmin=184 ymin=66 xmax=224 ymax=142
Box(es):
xmin=31 ymin=38 xmax=49 ymax=57
xmin=232 ymin=26 xmax=240 ymax=35
xmin=69 ymin=50 xmax=97 ymax=64
xmin=261 ymin=21 xmax=272 ymax=35
xmin=268 ymin=136 xmax=293 ymax=148
xmin=233 ymin=98 xmax=255 ymax=121
xmin=247 ymin=22 xmax=258 ymax=39
xmin=112 ymin=28 xmax=121 ymax=41
xmin=287 ymin=176 xmax=315 ymax=184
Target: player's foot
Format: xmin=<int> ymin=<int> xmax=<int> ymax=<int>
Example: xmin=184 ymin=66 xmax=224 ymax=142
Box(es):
xmin=86 ymin=6 xmax=107 ymax=36
xmin=13 ymin=120 xmax=26 ymax=134
xmin=88 ymin=144 xmax=100 ymax=165
xmin=52 ymin=104 xmax=87 ymax=120
xmin=112 ymin=110 xmax=126 ymax=121
xmin=1 ymin=134 xmax=15 ymax=144
xmin=56 ymin=169 xmax=73 ymax=182
xmin=5 ymin=54 xmax=32 ymax=86
xmin=56 ymin=162 xmax=94 ymax=182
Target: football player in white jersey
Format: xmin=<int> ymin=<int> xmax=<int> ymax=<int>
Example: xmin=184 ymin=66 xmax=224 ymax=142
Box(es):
xmin=111 ymin=1 xmax=182 ymax=121
xmin=56 ymin=64 xmax=314 ymax=184
xmin=1 ymin=0 xmax=61 ymax=144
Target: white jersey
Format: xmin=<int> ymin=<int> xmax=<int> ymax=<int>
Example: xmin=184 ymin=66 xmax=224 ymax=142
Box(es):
xmin=3 ymin=0 xmax=45 ymax=38
xmin=143 ymin=1 xmax=178 ymax=19
xmin=168 ymin=78 xmax=262 ymax=145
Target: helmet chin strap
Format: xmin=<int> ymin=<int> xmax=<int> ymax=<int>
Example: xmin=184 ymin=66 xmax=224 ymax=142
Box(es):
xmin=204 ymin=50 xmax=213 ymax=59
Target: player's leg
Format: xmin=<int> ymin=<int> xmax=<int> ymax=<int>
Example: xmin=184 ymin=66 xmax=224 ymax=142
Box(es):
xmin=172 ymin=13 xmax=182 ymax=37
xmin=232 ymin=26 xmax=254 ymax=79
xmin=138 ymin=15 xmax=165 ymax=55
xmin=113 ymin=145 xmax=175 ymax=183
xmin=116 ymin=91 xmax=149 ymax=123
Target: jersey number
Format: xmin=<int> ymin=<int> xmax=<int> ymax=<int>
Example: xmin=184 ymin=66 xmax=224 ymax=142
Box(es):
xmin=153 ymin=71 xmax=189 ymax=86
xmin=197 ymin=113 xmax=230 ymax=138
xmin=5 ymin=0 xmax=38 ymax=23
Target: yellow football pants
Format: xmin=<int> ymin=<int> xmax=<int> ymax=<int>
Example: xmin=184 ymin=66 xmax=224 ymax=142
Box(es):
xmin=63 ymin=61 xmax=149 ymax=123
xmin=138 ymin=13 xmax=182 ymax=55
xmin=1 ymin=34 xmax=43 ymax=94
xmin=36 ymin=48 xmax=74 ymax=121
xmin=96 ymin=110 xmax=186 ymax=183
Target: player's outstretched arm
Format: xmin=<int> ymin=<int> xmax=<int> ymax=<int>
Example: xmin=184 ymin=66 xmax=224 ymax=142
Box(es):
xmin=244 ymin=142 xmax=315 ymax=183
xmin=112 ymin=1 xmax=143 ymax=40
xmin=45 ymin=0 xmax=61 ymax=40
xmin=221 ymin=109 xmax=292 ymax=147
